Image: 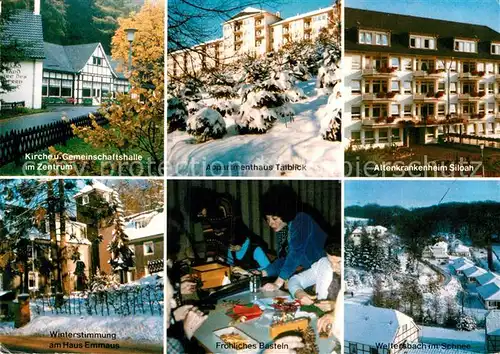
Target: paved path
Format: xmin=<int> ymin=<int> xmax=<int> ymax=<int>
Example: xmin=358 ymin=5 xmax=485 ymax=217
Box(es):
xmin=0 ymin=106 xmax=99 ymax=132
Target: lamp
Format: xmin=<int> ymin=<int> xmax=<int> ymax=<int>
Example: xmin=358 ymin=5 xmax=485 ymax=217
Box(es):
xmin=125 ymin=28 xmax=137 ymax=43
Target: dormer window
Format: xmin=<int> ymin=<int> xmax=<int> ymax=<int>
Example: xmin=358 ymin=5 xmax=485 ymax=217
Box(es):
xmin=82 ymin=195 xmax=89 ymax=205
xmin=409 ymin=35 xmax=436 ymax=50
xmin=492 ymin=43 xmax=500 ymax=55
xmin=359 ymin=30 xmax=390 ymax=46
xmin=454 ymin=39 xmax=477 ymax=53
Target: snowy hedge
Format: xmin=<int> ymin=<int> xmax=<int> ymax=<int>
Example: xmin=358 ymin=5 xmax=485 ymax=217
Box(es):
xmin=187 ymin=107 xmax=226 ymax=143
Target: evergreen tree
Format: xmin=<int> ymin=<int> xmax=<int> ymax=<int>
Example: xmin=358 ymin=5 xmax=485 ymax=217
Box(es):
xmin=167 ymin=94 xmax=188 ymax=133
xmin=186 ymin=107 xmax=226 ymax=143
xmin=357 ymin=228 xmax=373 ymax=269
xmin=41 ymin=0 xmax=67 ymax=43
xmin=92 ymin=0 xmax=138 ymax=36
xmin=107 ymin=191 xmax=134 ymax=284
xmin=344 ymin=237 xmax=355 ymax=267
xmin=206 ymin=70 xmax=238 ymax=117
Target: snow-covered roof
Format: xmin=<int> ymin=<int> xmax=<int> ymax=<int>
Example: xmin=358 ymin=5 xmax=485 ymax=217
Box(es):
xmin=74 ymin=181 xmax=113 ymax=198
xmin=433 ymin=241 xmax=448 ymax=249
xmin=451 ymin=257 xmax=474 ymax=271
xmin=477 ymin=272 xmax=499 ymax=286
xmin=352 ymin=225 xmax=387 ymax=235
xmin=463 ymin=266 xmax=487 ymax=278
xmin=486 ymin=310 xmax=500 ymax=335
xmin=454 ymin=244 xmax=470 ymax=252
xmin=271 ymin=6 xmax=333 ymax=26
xmin=344 ymin=304 xmax=416 ymax=346
xmin=125 ymin=209 xmax=165 ymax=240
xmin=478 ymin=281 xmax=500 ymax=301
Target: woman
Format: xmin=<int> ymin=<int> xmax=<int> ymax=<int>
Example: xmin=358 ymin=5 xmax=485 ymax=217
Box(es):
xmin=260 ymin=184 xmax=328 ymax=291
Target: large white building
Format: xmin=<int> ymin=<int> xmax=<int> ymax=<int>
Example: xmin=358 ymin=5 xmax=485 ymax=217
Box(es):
xmin=167 ymin=4 xmax=337 ymax=78
xmin=344 ymin=8 xmax=500 ymax=149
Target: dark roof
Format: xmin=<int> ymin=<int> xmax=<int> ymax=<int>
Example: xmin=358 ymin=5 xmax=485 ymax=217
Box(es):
xmin=1 ymin=10 xmax=45 ymax=59
xmin=44 ymin=42 xmax=102 ymax=73
xmin=345 ymin=7 xmax=500 ymax=60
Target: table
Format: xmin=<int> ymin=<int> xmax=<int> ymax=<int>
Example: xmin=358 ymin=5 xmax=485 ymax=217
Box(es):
xmin=194 ymin=289 xmax=338 ymax=353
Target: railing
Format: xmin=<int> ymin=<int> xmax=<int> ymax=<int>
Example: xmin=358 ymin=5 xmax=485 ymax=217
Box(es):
xmin=32 ymin=284 xmax=163 ymax=317
xmin=0 ymin=101 xmax=25 ymax=112
xmin=0 ymin=113 xmax=107 ymax=166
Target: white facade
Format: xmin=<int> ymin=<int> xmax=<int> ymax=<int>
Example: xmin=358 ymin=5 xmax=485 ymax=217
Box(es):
xmin=1 ymin=60 xmax=43 ymax=109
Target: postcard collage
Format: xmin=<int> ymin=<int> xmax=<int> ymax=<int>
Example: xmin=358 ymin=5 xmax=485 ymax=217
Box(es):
xmin=0 ymin=0 xmax=499 ymax=353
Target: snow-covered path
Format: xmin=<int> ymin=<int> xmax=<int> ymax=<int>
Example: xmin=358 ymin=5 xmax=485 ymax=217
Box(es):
xmin=167 ymin=81 xmax=342 ymax=177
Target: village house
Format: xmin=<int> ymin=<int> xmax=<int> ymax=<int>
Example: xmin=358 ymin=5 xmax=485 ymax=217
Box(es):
xmin=478 ymin=281 xmax=500 ymax=309
xmin=450 ymin=257 xmax=474 ymax=275
xmin=1 ymin=0 xmax=129 ymax=109
xmin=449 ymin=239 xmax=471 ymax=257
xmin=477 ymin=272 xmax=500 ymax=287
xmin=422 ymin=241 xmax=449 ymax=259
xmin=463 ymin=265 xmax=487 ymax=283
xmin=350 ymin=225 xmax=388 ymax=245
xmin=125 ymin=209 xmax=165 ymax=281
xmin=344 ymin=304 xmax=420 ymax=354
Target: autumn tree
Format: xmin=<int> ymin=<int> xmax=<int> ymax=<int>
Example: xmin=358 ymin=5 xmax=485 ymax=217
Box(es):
xmin=73 ymin=1 xmax=164 ymax=176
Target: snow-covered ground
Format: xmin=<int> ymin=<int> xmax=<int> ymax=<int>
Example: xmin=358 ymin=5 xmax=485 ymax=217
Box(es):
xmin=167 ymin=80 xmax=343 ymax=177
xmin=10 ymin=315 xmax=163 ymax=343
xmin=0 ymin=322 xmax=14 ymax=335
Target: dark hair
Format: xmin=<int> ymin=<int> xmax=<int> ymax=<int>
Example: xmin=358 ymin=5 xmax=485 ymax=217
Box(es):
xmin=325 ymin=238 xmax=341 ymax=257
xmin=260 ymin=184 xmax=299 ymax=222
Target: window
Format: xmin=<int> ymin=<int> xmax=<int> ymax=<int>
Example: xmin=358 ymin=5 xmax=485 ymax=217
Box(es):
xmin=351 ymin=131 xmax=361 ymax=142
xmin=61 ymin=80 xmax=72 ymax=97
xmin=450 ymin=82 xmax=457 ymax=93
xmin=349 ymin=342 xmax=358 ymax=354
xmin=450 ymin=103 xmax=457 ymax=114
xmin=410 ymin=35 xmax=436 ymax=49
xmin=391 ymin=104 xmax=400 ymax=117
xmin=486 ymin=63 xmax=494 ymax=73
xmin=488 ymin=83 xmax=494 ymax=94
xmin=351 ymin=80 xmax=361 ymax=94
xmin=379 ymin=129 xmax=388 ymax=142
xmin=403 ymin=58 xmax=412 ymax=71
xmin=143 ymin=241 xmax=154 ymax=255
xmin=42 ymin=78 xmax=48 ymax=96
xmin=491 ymin=43 xmax=500 ymax=55
xmin=488 ymin=103 xmax=494 ymax=114
xmin=391 ymin=81 xmax=400 ymax=92
xmin=438 ymin=104 xmax=445 ymax=116
xmin=370 ymin=348 xmax=379 ymax=354
xmin=404 ymin=81 xmax=412 ymax=94
xmin=92 ymin=57 xmax=102 ymax=66
xmin=391 ymin=57 xmax=400 ymax=69
xmin=352 ymin=106 xmax=361 ymax=119
xmin=351 ymin=55 xmax=361 ymax=69
xmin=82 ymin=195 xmax=89 ymax=205
xmin=28 ymin=271 xmax=38 ymax=290
xmin=49 ymin=82 xmax=60 ymax=96
xmin=404 ymin=105 xmax=412 ymax=117
xmin=392 ymin=128 xmax=401 ymax=141
xmin=438 ymin=82 xmax=445 ymax=91
xmin=454 ymin=39 xmax=477 ymax=53
xmin=365 ymin=130 xmax=374 ymax=142
xmin=359 ymin=30 xmax=389 ymax=46
xmin=450 ymin=60 xmax=457 ymax=72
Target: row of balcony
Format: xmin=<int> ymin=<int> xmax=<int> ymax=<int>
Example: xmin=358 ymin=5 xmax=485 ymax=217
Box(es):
xmin=360 ymin=113 xmax=500 ymax=127
xmin=361 ymin=92 xmax=500 ymax=102
xmin=361 ymin=67 xmax=500 ymax=80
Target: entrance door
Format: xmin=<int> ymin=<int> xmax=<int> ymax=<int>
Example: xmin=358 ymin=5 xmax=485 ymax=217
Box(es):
xmin=92 ymin=89 xmax=101 ymax=105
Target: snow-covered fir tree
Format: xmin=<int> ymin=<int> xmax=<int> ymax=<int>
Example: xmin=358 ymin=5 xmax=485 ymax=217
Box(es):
xmin=107 ymin=190 xmax=134 ymax=284
xmin=237 ymin=79 xmax=294 ymax=134
xmin=186 ymin=107 xmax=227 ymax=143
xmin=206 ymin=71 xmax=238 ymax=117
xmin=272 ymin=53 xmax=307 ymax=102
xmin=167 ymin=94 xmax=188 ymax=133
xmin=316 ymin=43 xmax=341 ymax=93
xmin=88 ymin=268 xmax=120 ymax=292
xmin=344 ymin=237 xmax=355 ymax=267
xmin=319 ymin=65 xmax=342 ymax=142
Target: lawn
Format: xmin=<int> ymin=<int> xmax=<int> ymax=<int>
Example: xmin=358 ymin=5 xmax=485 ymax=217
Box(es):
xmin=0 ymin=137 xmax=158 ymax=176
xmin=345 ymin=143 xmax=500 ymax=177
xmin=0 ymin=107 xmax=49 ymax=120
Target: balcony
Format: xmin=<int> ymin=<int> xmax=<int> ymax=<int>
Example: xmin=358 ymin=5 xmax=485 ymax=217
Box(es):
xmin=460 ymin=113 xmax=487 ymax=122
xmin=413 ymin=69 xmax=445 ymax=78
xmin=459 ymin=72 xmax=485 ymax=80
xmin=362 ymin=92 xmax=398 ymax=102
xmin=362 ymin=66 xmax=398 ymax=78
xmin=458 ymin=92 xmax=485 ymax=102
xmin=413 ymin=91 xmax=445 ymax=102
xmin=362 ymin=117 xmax=399 ymax=126
xmin=495 ymin=93 xmax=500 ymax=101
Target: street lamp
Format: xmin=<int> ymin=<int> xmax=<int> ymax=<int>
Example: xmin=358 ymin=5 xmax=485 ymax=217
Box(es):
xmin=479 ymin=143 xmax=485 ymax=177
xmin=125 ymin=28 xmax=137 ymax=81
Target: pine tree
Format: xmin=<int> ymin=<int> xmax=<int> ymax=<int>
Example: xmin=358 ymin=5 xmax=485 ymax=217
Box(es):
xmin=344 ymin=237 xmax=355 ymax=267
xmin=358 ymin=228 xmax=373 ymax=270
xmin=107 ymin=191 xmax=134 ymax=284
xmin=206 ymin=71 xmax=238 ymax=117
xmin=167 ymin=94 xmax=188 ymax=133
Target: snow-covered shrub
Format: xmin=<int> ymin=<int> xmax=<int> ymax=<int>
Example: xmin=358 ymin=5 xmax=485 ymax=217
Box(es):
xmin=237 ymin=79 xmax=294 ymax=134
xmin=167 ymin=94 xmax=187 ymax=133
xmin=344 ymin=267 xmax=362 ymax=290
xmin=187 ymin=107 xmax=226 ymax=143
xmin=207 ymin=74 xmax=239 ymax=117
xmin=456 ymin=313 xmax=477 ymax=331
xmin=187 ymin=100 xmax=203 ymax=115
xmin=320 ymin=86 xmax=342 ymax=141
xmin=89 ymin=269 xmax=120 ymax=292
xmin=276 ymin=70 xmax=306 ymax=102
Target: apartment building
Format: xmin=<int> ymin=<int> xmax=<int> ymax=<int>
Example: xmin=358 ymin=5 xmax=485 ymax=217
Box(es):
xmin=344 ymin=8 xmax=500 ymax=149
xmin=167 ymin=5 xmax=335 ymax=78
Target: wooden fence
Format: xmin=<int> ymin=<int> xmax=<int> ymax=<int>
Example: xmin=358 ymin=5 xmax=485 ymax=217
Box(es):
xmin=0 ymin=113 xmax=107 ymax=166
